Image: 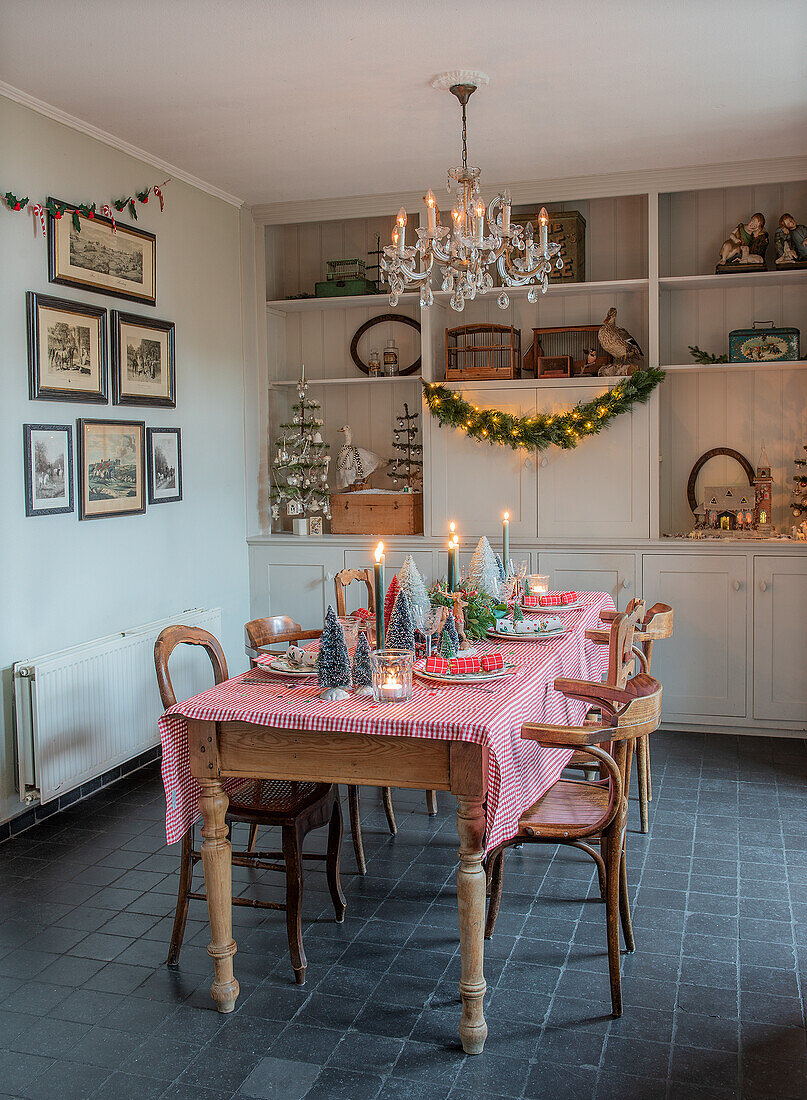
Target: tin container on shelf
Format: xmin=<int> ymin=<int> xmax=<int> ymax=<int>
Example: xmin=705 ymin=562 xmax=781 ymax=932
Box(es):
xmin=728 ymin=321 xmax=800 ymax=363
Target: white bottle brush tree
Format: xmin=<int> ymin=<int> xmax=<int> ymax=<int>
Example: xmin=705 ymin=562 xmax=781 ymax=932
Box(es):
xmin=467 ymin=536 xmax=502 ymax=600
xmin=397 ymin=555 xmax=430 ymax=620
xmin=271 ymin=367 xmax=330 ymax=524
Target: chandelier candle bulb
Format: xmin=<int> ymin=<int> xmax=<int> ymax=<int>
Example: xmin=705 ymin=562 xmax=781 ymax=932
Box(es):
xmin=396 ymin=208 xmax=407 ymax=252
xmin=425 ymin=190 xmax=437 ymax=232
xmin=539 ymin=208 xmax=549 ymax=252
xmin=474 ymin=201 xmax=485 ymax=243
xmin=501 ymin=194 xmax=511 ymax=235
xmin=374 ymin=542 xmax=385 ymax=649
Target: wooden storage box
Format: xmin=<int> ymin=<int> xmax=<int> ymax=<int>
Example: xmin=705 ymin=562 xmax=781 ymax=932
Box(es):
xmin=330 ymin=492 xmax=423 ymax=535
xmin=445 ymin=324 xmax=521 ymax=381
xmin=511 ymin=209 xmax=586 ymax=282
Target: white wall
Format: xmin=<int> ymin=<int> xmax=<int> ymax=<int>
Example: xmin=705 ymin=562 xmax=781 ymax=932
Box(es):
xmin=0 ymin=96 xmax=251 ymax=825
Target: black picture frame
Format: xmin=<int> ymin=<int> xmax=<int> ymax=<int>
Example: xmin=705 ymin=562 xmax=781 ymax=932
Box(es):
xmin=111 ymin=310 xmax=176 ymax=407
xmin=23 ymin=424 xmax=74 ymax=517
xmin=47 ymin=198 xmax=156 ymax=306
xmin=147 ymin=427 xmax=183 ymax=504
xmin=77 ymin=418 xmax=146 ymax=520
xmin=26 ymin=291 xmax=108 ymax=403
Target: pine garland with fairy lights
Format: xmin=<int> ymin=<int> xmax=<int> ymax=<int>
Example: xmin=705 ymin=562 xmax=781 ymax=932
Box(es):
xmin=422 ymin=369 xmax=665 ymax=451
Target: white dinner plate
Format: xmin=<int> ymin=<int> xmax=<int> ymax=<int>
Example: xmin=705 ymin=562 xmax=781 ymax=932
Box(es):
xmin=414 ymin=662 xmax=517 ymax=685
xmin=487 ymin=627 xmax=571 ymax=643
xmin=518 ymin=600 xmax=585 ymax=613
xmin=255 ymin=655 xmax=318 ymax=677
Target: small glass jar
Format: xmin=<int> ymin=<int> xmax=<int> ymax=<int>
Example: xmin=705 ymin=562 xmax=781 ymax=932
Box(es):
xmin=368 ymin=348 xmax=382 ymax=378
xmin=526 ymin=574 xmax=550 ymax=595
xmin=371 ymin=648 xmax=413 ymax=703
xmin=337 ymin=617 xmax=359 ymax=652
xmin=383 ymin=338 xmax=399 ymax=376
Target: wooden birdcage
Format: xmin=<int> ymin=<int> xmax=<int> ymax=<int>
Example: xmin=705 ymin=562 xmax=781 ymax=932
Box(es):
xmin=445 ymin=324 xmax=521 ymax=381
xmin=523 ymin=325 xmax=613 ymax=377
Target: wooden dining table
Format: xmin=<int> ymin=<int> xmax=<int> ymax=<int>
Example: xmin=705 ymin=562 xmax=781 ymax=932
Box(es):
xmin=159 ymin=592 xmax=613 ymax=1054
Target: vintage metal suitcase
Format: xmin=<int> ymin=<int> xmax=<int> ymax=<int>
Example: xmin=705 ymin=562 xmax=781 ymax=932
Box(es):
xmin=315 ymin=278 xmax=377 ymax=297
xmin=728 ymin=321 xmax=800 ymax=363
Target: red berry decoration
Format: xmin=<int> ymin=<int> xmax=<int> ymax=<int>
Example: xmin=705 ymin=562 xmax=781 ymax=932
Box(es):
xmin=13 ymin=203 xmax=20 ymax=210
xmin=142 ymin=195 xmax=148 ymax=203
xmin=55 ymin=211 xmax=62 ymax=219
xmin=88 ymin=210 xmax=94 ymax=218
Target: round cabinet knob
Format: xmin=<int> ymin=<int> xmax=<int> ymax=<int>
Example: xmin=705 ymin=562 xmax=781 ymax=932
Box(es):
xmin=760 ymin=580 xmax=768 ymax=592
xmin=733 ymin=579 xmax=743 ymax=591
xmin=622 ymin=579 xmax=632 ymax=590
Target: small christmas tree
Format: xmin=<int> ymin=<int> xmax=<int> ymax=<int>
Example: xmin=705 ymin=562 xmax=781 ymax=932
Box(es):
xmin=438 ymin=612 xmax=460 ymax=656
xmin=513 ymin=602 xmax=524 ymax=623
xmin=386 ymin=589 xmax=416 ymax=652
xmin=790 ymin=445 xmax=807 ymax=519
xmin=384 ymin=575 xmax=401 ymax=626
xmin=270 ymin=367 xmax=331 ymax=529
xmin=397 ymin=556 xmax=430 ymax=620
xmin=352 ymin=631 xmax=373 ymax=695
xmin=387 ymin=403 xmax=423 ymax=491
xmin=495 ymin=553 xmax=506 ymax=582
xmin=317 ymin=606 xmax=351 ymax=699
xmin=467 ymin=537 xmax=501 ymax=600
xmin=523 ymin=577 xmax=532 ymax=600
xmin=440 ymin=623 xmax=458 ymax=660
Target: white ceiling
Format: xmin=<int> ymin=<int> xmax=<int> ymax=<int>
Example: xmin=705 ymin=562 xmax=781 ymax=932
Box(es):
xmin=2 ymin=0 xmax=806 ymax=207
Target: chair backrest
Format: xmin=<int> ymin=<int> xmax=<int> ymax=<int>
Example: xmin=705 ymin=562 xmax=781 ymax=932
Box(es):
xmin=245 ymin=615 xmax=303 ymax=653
xmin=607 ymin=603 xmax=644 ymax=688
xmin=154 ymin=625 xmax=228 ymax=710
xmin=333 ymin=568 xmax=376 ymax=618
xmin=636 ymin=602 xmax=673 ymax=669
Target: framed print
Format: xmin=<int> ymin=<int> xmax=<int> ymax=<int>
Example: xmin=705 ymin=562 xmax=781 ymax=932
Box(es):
xmin=23 ymin=424 xmax=74 ymax=517
xmin=26 ymin=292 xmax=108 ymax=403
xmin=47 ymin=198 xmax=156 ymax=305
xmin=308 ymin=516 xmax=323 ymax=535
xmin=77 ymin=418 xmax=146 ymax=520
xmin=112 ymin=311 xmax=176 ymax=407
xmin=147 ymin=427 xmax=182 ymax=504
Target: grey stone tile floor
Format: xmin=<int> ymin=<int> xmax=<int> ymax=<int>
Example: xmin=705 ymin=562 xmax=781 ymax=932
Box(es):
xmin=0 ymin=731 xmax=805 ymax=1098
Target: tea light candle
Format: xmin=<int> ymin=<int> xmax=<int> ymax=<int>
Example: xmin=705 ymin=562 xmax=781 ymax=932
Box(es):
xmin=380 ymin=673 xmax=404 ymax=701
xmin=502 ymin=512 xmax=510 ymax=572
xmin=374 ymin=542 xmax=385 ymax=647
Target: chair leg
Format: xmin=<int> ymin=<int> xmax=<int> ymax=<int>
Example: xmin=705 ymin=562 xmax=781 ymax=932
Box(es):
xmin=247 ymin=824 xmax=259 ymax=852
xmin=637 ymin=735 xmax=650 ymax=834
xmin=485 ymin=849 xmax=505 ymax=939
xmin=348 ymin=785 xmax=366 ymax=875
xmin=425 ymin=790 xmax=438 ymax=816
xmin=602 ymin=828 xmax=623 ymax=1017
xmin=326 ymin=798 xmax=346 ymax=924
xmin=619 ymin=836 xmax=635 ymax=953
xmin=382 ymin=787 xmax=397 ymax=835
xmin=281 ymin=822 xmax=307 ymax=985
xmin=166 ymin=828 xmax=193 ymax=968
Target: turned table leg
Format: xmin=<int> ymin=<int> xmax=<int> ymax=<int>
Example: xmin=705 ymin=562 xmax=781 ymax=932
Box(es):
xmin=456 ymin=792 xmax=488 ymax=1054
xmin=198 ymin=778 xmax=239 ymax=1013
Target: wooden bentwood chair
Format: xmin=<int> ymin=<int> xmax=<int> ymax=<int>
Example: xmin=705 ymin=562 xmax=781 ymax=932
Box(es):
xmin=485 ymin=608 xmax=663 ymax=1016
xmin=594 ymin=599 xmax=673 ymax=832
xmin=156 ymin=625 xmax=345 ymax=986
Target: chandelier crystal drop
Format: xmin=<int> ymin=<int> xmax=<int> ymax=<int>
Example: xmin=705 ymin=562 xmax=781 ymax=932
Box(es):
xmin=381 ymin=71 xmax=562 ymax=312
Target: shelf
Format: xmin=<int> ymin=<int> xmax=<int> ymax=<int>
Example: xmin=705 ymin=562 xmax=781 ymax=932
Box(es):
xmin=270 ymin=375 xmax=422 ymax=387
xmin=660 ymin=269 xmax=807 ymax=291
xmin=661 ymin=360 xmax=807 ymax=374
xmin=440 ymin=375 xmax=631 ymax=390
xmin=266 ymin=278 xmax=649 ymax=314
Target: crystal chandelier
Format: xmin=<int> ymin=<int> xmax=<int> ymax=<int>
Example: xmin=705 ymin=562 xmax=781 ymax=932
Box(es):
xmin=381 ymin=70 xmax=563 ymax=312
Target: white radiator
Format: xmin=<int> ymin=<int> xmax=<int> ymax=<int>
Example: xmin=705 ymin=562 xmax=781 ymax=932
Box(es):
xmin=13 ymin=607 xmax=222 ymax=806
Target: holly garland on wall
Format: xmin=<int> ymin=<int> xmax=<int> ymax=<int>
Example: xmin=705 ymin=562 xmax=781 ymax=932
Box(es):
xmin=422 ymin=369 xmax=665 ymax=451
xmin=2 ymin=179 xmax=170 ymax=236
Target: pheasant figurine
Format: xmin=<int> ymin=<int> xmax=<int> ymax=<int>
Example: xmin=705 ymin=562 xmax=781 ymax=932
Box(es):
xmin=336 ymin=425 xmax=387 ymax=490
xmin=597 ymin=308 xmax=644 ymax=376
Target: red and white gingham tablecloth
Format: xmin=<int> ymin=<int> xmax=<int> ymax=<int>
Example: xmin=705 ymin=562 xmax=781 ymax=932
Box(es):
xmin=159 ymin=592 xmax=613 ymax=853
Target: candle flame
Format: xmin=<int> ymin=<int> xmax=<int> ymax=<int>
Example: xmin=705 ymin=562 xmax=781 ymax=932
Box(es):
xmin=391 ymin=227 xmax=399 ymax=245
xmin=475 ymin=200 xmax=485 ymax=218
xmin=424 ymin=189 xmax=436 ymax=207
xmin=451 ymin=535 xmax=459 ymax=548
xmin=397 ymin=207 xmax=407 ymax=227
xmin=449 ymin=521 xmax=456 ymax=534
xmin=375 ymin=542 xmax=384 ymax=562
xmin=539 ymin=206 xmax=549 ymax=225
xmin=504 ymin=512 xmax=510 ymax=522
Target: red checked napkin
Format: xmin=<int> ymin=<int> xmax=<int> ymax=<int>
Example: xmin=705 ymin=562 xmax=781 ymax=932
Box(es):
xmin=538 ymin=591 xmax=578 ymax=607
xmin=425 ymin=655 xmax=449 ymax=675
xmin=481 ymin=652 xmax=504 ymax=672
xmin=521 ymin=594 xmax=541 ymax=608
xmin=449 ymin=655 xmax=481 ymax=676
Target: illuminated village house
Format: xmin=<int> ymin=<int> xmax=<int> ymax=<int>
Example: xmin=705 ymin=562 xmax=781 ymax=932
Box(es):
xmin=693 ymin=446 xmax=774 ymax=533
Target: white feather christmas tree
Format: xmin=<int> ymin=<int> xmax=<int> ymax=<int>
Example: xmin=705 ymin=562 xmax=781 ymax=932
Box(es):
xmin=397 ymin=556 xmax=430 ymax=620
xmin=467 ymin=536 xmax=501 ymax=599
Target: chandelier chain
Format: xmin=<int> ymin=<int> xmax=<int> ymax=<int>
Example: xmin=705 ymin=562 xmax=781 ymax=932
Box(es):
xmin=461 ymin=100 xmax=468 ymax=171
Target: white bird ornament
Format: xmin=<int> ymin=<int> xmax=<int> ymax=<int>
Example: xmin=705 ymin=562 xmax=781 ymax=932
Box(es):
xmin=336 ymin=425 xmax=387 ymax=490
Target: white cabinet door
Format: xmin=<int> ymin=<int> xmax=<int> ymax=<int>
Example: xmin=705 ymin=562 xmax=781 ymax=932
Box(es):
xmin=429 ymin=387 xmax=537 ymax=539
xmin=642 ymin=554 xmax=748 ymax=717
xmin=753 ymin=556 xmax=807 ymax=723
xmin=539 ymin=552 xmax=636 ymax=612
xmin=537 ymin=385 xmax=650 ymax=538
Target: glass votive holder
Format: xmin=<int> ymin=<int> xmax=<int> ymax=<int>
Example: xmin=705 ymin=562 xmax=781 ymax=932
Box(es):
xmin=371 ymin=648 xmax=414 ymax=703
xmin=527 ymin=574 xmax=550 ymax=594
xmin=337 ymin=617 xmax=359 ymax=650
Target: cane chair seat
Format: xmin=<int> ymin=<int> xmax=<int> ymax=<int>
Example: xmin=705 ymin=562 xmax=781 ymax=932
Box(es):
xmin=228 ymin=780 xmax=332 ymax=821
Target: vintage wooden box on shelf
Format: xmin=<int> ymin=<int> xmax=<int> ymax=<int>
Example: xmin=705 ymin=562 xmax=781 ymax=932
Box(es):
xmin=330 ymin=491 xmax=424 ymax=535
xmin=445 ymin=324 xmax=521 ymax=381
xmin=512 ymin=208 xmax=586 ymax=282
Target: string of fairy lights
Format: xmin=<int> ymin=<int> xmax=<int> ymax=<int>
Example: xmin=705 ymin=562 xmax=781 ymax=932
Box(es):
xmin=421 ymin=370 xmax=665 ymax=451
